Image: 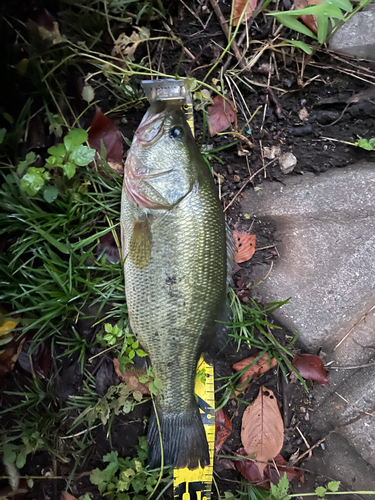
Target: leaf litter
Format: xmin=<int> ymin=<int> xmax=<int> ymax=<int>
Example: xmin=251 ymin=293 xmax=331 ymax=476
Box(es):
xmin=233 ymin=230 xmax=256 ymax=263
xmin=207 ymin=95 xmax=237 ymax=137
xmin=292 ymin=353 xmax=328 ymax=385
xmin=241 ymin=387 xmax=284 ymax=477
xmin=232 ymin=353 xmax=277 ymax=395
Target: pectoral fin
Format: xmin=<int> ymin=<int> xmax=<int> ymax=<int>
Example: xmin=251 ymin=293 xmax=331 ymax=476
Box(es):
xmin=129 ymin=217 xmax=152 ymax=269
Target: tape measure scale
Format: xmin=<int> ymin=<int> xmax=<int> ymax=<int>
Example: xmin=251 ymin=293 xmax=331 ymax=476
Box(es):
xmin=173 ymin=356 xmax=215 ymax=500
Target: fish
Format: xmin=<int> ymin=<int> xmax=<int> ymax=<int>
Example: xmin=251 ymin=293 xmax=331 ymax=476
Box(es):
xmin=120 ymin=100 xmax=233 ymax=470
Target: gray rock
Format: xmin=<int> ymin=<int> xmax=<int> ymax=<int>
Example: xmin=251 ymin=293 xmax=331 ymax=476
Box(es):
xmin=329 ymin=2 xmax=375 ymax=60
xmin=241 ymin=161 xmax=375 ymax=487
xmin=241 ymin=162 xmax=375 ymax=351
xmin=313 ymin=362 xmax=375 ymax=470
xmin=298 ymin=433 xmax=375 ymax=494
xmin=279 ymin=152 xmax=297 ymax=174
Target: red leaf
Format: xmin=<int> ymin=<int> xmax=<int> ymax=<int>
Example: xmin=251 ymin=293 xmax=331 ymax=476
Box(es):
xmin=88 ymin=106 xmax=124 ymax=164
xmin=292 ymin=354 xmax=328 ymax=385
xmin=264 ymin=454 xmax=304 ymax=485
xmin=207 ymin=96 xmax=236 ymax=137
xmin=233 ymin=231 xmax=256 ymax=263
xmin=293 ymin=0 xmax=323 ymax=35
xmin=241 ymin=387 xmax=284 ymax=477
xmin=234 ymin=449 xmax=304 ymax=489
xmin=233 ymin=0 xmax=258 ymax=26
xmin=232 ymin=353 xmax=277 ymax=395
xmin=113 ymin=359 xmax=150 ymax=395
xmin=215 ymin=408 xmax=232 ymax=454
xmin=95 ymin=228 xmax=121 ymax=264
xmin=18 ymin=341 xmax=51 ymax=378
xmin=234 ymin=447 xmax=264 ymax=483
xmin=61 ymin=493 xmax=79 ymax=500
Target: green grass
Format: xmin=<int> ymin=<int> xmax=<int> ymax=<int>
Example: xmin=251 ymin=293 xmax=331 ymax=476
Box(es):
xmin=0 ymin=164 xmax=127 ymax=346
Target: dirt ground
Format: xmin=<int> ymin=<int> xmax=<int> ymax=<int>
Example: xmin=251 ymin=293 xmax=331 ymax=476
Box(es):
xmin=1 ymin=0 xmax=375 ymax=498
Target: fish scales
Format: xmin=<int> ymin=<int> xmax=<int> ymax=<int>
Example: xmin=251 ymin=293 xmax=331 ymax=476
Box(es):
xmin=121 ymin=101 xmax=228 ymax=470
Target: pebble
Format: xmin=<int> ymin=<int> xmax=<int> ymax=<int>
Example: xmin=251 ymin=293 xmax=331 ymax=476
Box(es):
xmin=227 ymin=165 xmax=233 ymax=174
xmin=279 ymin=152 xmax=297 ymax=174
xmin=310 ymin=110 xmax=340 ymax=125
xmin=233 ymin=175 xmax=241 ymax=183
xmin=289 ymin=124 xmax=313 ymax=136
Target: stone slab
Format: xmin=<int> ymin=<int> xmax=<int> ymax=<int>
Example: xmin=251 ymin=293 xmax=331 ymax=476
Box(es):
xmin=298 ymin=432 xmax=375 ymax=495
xmin=313 ymin=362 xmax=375 ymax=469
xmin=241 ymin=162 xmax=375 ymax=352
xmin=329 ymin=3 xmax=375 ymax=61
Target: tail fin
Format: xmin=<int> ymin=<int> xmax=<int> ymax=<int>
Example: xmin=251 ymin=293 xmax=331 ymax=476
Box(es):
xmin=147 ymin=403 xmax=209 ymax=470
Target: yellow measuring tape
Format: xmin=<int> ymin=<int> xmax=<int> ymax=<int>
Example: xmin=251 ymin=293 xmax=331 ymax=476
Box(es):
xmin=173 ymin=356 xmax=215 ymax=500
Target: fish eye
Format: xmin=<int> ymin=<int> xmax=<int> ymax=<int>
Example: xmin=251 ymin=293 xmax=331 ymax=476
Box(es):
xmin=170 ymin=126 xmax=182 ymax=139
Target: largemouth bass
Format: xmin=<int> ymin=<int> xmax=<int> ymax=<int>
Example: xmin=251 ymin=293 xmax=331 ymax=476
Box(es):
xmin=120 ymin=100 xmax=231 ymax=470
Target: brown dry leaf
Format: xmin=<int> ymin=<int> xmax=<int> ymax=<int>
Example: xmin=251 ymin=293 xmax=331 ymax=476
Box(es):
xmin=233 ymin=0 xmax=258 ymax=26
xmin=0 ymin=337 xmax=25 ymax=379
xmin=233 ymin=353 xmax=277 ymax=395
xmin=241 ymin=386 xmax=284 ymax=477
xmin=294 ymin=0 xmax=322 ymax=35
xmin=60 ymin=492 xmax=78 ymax=500
xmin=215 ymin=408 xmax=232 ymax=454
xmin=233 ymin=231 xmax=256 ymax=263
xmin=113 ymin=358 xmax=150 ymax=395
xmin=207 ymin=96 xmax=236 ymax=137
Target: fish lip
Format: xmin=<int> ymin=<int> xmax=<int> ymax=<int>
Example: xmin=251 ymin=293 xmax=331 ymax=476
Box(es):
xmin=135 ymin=110 xmax=167 ymax=146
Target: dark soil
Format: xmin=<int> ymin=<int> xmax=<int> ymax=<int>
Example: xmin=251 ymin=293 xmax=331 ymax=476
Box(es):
xmin=1 ymin=0 xmax=375 ymax=499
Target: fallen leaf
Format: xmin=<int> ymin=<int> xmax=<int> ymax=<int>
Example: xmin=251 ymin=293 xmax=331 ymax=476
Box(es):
xmin=293 ymin=0 xmax=322 ymax=35
xmin=233 ymin=0 xmax=258 ymax=26
xmin=95 ymin=229 xmax=121 ymax=264
xmin=0 ymin=479 xmax=28 ymax=500
xmin=207 ymin=96 xmax=236 ymax=137
xmin=241 ymin=387 xmax=284 ymax=477
xmin=215 ymin=408 xmax=232 ymax=454
xmin=232 ymin=353 xmax=277 ymax=395
xmin=234 ymin=448 xmax=304 ymax=488
xmin=27 ymin=9 xmax=64 ymax=44
xmin=265 ymin=454 xmax=304 ymax=486
xmin=17 ymin=341 xmax=52 ymax=378
xmin=263 ymin=145 xmax=281 ymax=160
xmin=292 ymin=354 xmax=328 ymax=385
xmin=298 ymin=107 xmax=309 ymax=121
xmin=60 ymin=492 xmax=78 ymax=500
xmin=0 ymin=336 xmax=25 ymax=378
xmin=113 ymin=359 xmax=150 ymax=395
xmin=88 ymin=106 xmax=124 ymax=165
xmin=111 ymin=28 xmax=149 ymax=62
xmin=233 ymin=447 xmax=263 ymax=483
xmin=233 ymin=231 xmax=256 ymax=263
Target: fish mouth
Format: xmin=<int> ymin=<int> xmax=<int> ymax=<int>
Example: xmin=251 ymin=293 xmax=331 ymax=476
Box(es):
xmin=135 ymin=110 xmax=167 ymax=146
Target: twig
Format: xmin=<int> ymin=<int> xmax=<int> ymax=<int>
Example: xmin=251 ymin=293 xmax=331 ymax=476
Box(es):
xmin=179 ymin=0 xmax=206 ymax=29
xmin=162 ymin=22 xmax=195 ymax=60
xmin=208 ymin=0 xmax=247 ymax=69
xmin=329 ymin=362 xmax=375 ymax=370
xmin=222 ymin=0 xmax=270 ymax=72
xmin=291 ymin=406 xmax=375 ymax=465
xmin=223 ymin=158 xmax=277 ymax=212
xmin=334 ymin=303 xmax=375 ymax=350
xmin=255 ymin=244 xmax=277 ymax=251
xmin=296 ymin=426 xmax=312 ymax=459
xmin=335 ymin=392 xmax=375 ymax=418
